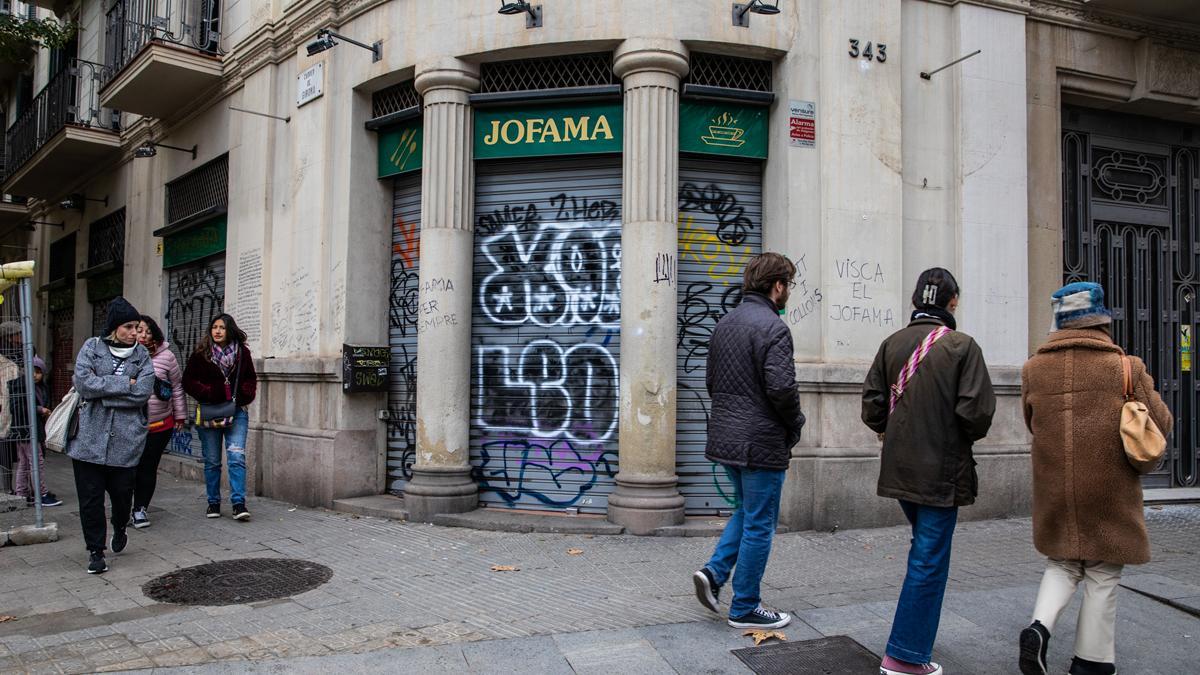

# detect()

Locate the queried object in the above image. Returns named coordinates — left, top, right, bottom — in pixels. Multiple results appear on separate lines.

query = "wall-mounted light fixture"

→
left=19, top=220, right=64, bottom=231
left=59, top=194, right=108, bottom=211
left=134, top=141, right=197, bottom=160
left=733, top=0, right=780, bottom=27
left=306, top=28, right=382, bottom=62
left=498, top=1, right=542, bottom=28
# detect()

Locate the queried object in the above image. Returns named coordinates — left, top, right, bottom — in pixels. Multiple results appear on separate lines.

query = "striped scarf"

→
left=889, top=326, right=951, bottom=415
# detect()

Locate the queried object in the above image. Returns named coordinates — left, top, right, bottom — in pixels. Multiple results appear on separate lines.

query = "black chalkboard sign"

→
left=342, top=345, right=389, bottom=393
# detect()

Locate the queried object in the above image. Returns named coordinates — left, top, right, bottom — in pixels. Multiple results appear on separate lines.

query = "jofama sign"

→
left=474, top=103, right=623, bottom=160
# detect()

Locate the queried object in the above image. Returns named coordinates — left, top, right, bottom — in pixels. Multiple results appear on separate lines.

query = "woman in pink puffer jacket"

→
left=131, top=315, right=186, bottom=528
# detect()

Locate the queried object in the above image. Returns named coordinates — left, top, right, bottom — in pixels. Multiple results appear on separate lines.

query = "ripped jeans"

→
left=197, top=408, right=249, bottom=505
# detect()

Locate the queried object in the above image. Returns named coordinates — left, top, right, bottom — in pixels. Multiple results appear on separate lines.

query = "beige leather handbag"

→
left=1121, top=356, right=1167, bottom=474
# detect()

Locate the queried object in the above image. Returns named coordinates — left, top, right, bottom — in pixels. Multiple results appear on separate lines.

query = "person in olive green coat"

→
left=862, top=268, right=996, bottom=675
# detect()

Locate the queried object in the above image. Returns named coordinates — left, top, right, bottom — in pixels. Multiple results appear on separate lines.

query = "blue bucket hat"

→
left=1051, top=282, right=1112, bottom=331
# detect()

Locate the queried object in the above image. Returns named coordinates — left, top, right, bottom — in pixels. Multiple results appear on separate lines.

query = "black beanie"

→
left=104, top=297, right=141, bottom=335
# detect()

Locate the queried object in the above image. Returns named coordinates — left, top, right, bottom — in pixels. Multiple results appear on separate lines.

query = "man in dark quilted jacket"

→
left=692, top=252, right=806, bottom=630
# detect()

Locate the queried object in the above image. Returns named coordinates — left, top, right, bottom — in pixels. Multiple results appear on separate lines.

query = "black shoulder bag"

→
left=196, top=349, right=242, bottom=428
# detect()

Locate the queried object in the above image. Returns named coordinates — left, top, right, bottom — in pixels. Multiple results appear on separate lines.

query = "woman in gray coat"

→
left=67, top=297, right=155, bottom=575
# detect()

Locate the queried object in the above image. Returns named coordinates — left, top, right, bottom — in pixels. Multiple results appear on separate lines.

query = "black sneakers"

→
left=232, top=503, right=251, bottom=521
left=1019, top=621, right=1050, bottom=675
left=1069, top=657, right=1116, bottom=675
left=693, top=568, right=721, bottom=613
left=206, top=503, right=221, bottom=518
left=87, top=551, right=108, bottom=574
left=131, top=507, right=150, bottom=529
left=41, top=492, right=63, bottom=507
left=728, top=605, right=791, bottom=629
left=110, top=528, right=128, bottom=554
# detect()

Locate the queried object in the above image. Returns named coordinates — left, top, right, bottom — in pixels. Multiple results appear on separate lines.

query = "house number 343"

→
left=849, top=39, right=887, bottom=63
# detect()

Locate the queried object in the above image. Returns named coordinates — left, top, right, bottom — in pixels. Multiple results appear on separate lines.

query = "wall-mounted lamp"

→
left=733, top=0, right=780, bottom=27
left=498, top=1, right=542, bottom=28
left=59, top=194, right=108, bottom=211
left=306, top=28, right=382, bottom=62
left=134, top=141, right=197, bottom=160
left=19, top=220, right=64, bottom=231
left=920, top=49, right=982, bottom=80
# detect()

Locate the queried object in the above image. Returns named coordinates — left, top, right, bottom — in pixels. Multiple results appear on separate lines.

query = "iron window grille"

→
left=86, top=208, right=126, bottom=269
left=103, top=0, right=222, bottom=86
left=3, top=59, right=121, bottom=178
left=164, top=154, right=228, bottom=230
left=372, top=80, right=420, bottom=119
left=685, top=53, right=773, bottom=93
left=478, top=52, right=618, bottom=94
left=48, top=233, right=76, bottom=283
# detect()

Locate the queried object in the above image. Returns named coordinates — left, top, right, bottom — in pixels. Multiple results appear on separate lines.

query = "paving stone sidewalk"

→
left=1, top=453, right=1197, bottom=674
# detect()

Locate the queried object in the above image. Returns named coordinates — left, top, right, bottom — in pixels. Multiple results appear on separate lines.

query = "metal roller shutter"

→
left=676, top=157, right=764, bottom=514
left=165, top=255, right=226, bottom=458
left=472, top=156, right=622, bottom=513
left=49, top=308, right=74, bottom=405
left=387, top=172, right=421, bottom=494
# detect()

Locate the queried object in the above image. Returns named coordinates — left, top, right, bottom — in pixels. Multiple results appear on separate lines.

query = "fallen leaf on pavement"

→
left=0, top=615, right=15, bottom=623
left=743, top=630, right=787, bottom=646
left=567, top=548, right=584, bottom=556
left=491, top=565, right=519, bottom=572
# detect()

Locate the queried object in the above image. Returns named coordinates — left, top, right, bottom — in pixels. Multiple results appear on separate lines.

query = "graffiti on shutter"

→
left=471, top=158, right=622, bottom=512
left=676, top=158, right=764, bottom=513
left=166, top=256, right=225, bottom=457
left=387, top=172, right=421, bottom=493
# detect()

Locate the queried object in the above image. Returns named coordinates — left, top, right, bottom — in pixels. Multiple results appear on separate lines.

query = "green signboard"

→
left=86, top=270, right=123, bottom=303
left=378, top=119, right=423, bottom=178
left=163, top=216, right=227, bottom=269
left=474, top=102, right=622, bottom=160
left=679, top=102, right=768, bottom=160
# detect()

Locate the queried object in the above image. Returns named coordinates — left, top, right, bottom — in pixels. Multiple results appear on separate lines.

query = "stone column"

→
left=607, top=39, right=689, bottom=534
left=406, top=58, right=480, bottom=522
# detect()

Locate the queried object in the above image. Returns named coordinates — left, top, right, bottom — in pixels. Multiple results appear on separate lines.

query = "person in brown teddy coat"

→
left=1018, top=281, right=1173, bottom=675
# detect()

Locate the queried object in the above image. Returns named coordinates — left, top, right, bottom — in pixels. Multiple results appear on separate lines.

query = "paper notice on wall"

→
left=788, top=100, right=816, bottom=148
left=236, top=248, right=263, bottom=346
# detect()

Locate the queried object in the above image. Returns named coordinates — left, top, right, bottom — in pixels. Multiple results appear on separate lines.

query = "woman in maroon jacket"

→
left=182, top=314, right=257, bottom=521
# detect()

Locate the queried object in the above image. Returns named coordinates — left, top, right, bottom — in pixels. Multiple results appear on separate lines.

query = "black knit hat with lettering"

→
left=104, top=297, right=141, bottom=335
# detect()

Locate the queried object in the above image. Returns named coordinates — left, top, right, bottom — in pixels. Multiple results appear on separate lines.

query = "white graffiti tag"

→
left=478, top=221, right=621, bottom=328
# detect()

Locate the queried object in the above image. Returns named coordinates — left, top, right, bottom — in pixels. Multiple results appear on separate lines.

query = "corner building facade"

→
left=3, top=0, right=1197, bottom=532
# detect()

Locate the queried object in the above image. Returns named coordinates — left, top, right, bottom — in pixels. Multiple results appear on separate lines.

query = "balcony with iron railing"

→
left=0, top=117, right=31, bottom=227
left=2, top=58, right=122, bottom=199
left=99, top=0, right=223, bottom=120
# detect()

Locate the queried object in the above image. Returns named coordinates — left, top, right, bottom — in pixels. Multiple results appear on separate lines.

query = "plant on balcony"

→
left=0, top=14, right=76, bottom=65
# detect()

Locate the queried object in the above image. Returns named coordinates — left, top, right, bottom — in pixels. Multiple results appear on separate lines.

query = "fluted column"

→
left=607, top=39, right=689, bottom=534
left=406, top=58, right=480, bottom=522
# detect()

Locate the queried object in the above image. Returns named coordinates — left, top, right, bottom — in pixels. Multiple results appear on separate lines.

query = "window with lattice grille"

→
left=87, top=208, right=126, bottom=269
left=686, top=53, right=773, bottom=93
left=165, top=155, right=229, bottom=229
left=373, top=80, right=420, bottom=119
left=479, top=52, right=618, bottom=94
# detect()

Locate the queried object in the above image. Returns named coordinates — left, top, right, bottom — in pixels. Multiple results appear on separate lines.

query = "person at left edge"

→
left=67, top=297, right=154, bottom=575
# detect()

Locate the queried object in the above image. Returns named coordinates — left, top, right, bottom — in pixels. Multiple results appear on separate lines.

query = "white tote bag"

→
left=44, top=387, right=81, bottom=453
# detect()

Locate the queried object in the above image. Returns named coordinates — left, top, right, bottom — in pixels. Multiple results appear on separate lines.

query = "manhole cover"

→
left=143, top=558, right=333, bottom=606
left=731, top=635, right=880, bottom=674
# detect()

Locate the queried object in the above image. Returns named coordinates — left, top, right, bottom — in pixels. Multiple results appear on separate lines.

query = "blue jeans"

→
left=704, top=465, right=786, bottom=618
left=197, top=408, right=249, bottom=505
left=886, top=500, right=959, bottom=664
